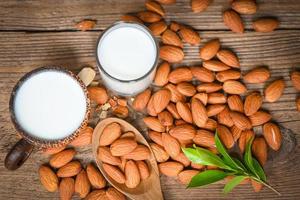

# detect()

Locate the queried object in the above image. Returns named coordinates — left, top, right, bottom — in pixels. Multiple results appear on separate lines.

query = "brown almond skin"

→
left=39, top=165, right=59, bottom=192
left=227, top=95, right=244, bottom=113
left=86, top=163, right=106, bottom=189
left=297, top=97, right=300, bottom=111
left=103, top=163, right=126, bottom=184
left=249, top=111, right=272, bottom=126
left=207, top=104, right=226, bottom=117
left=230, top=111, right=252, bottom=130
left=87, top=86, right=108, bottom=105
left=165, top=83, right=187, bottom=103
left=179, top=26, right=201, bottom=45
left=176, top=101, right=193, bottom=123
left=158, top=161, right=184, bottom=177
left=216, top=49, right=240, bottom=68
left=193, top=129, right=215, bottom=148
left=122, top=145, right=151, bottom=160
left=216, top=70, right=241, bottom=82
left=125, top=160, right=141, bottom=188
left=244, top=92, right=262, bottom=116
left=75, top=20, right=95, bottom=31
left=223, top=9, right=244, bottom=33
left=145, top=1, right=165, bottom=16
left=69, top=126, right=93, bottom=147
left=143, top=116, right=165, bottom=132
left=121, top=15, right=143, bottom=24
left=158, top=110, right=174, bottom=126
left=168, top=67, right=193, bottom=84
left=162, top=132, right=181, bottom=157
left=85, top=190, right=106, bottom=200
left=75, top=169, right=91, bottom=198
left=231, top=125, right=242, bottom=142
left=191, top=98, right=208, bottom=127
left=207, top=92, right=227, bottom=104
left=253, top=18, right=279, bottom=33
left=159, top=45, right=184, bottom=63
left=191, top=0, right=211, bottom=13
left=264, top=79, right=285, bottom=102
left=171, top=152, right=191, bottom=167
left=263, top=122, right=282, bottom=151
left=169, top=124, right=196, bottom=140
left=42, top=145, right=66, bottom=155
left=106, top=187, right=126, bottom=200
left=57, top=161, right=82, bottom=178
left=136, top=161, right=150, bottom=180
left=161, top=29, right=183, bottom=48
left=137, top=11, right=162, bottom=23
left=49, top=149, right=76, bottom=168
left=291, top=71, right=300, bottom=91
left=153, top=89, right=171, bottom=113
left=178, top=170, right=199, bottom=184
left=170, top=21, right=181, bottom=32
left=203, top=60, right=231, bottom=71
left=97, top=147, right=122, bottom=166
left=252, top=137, right=268, bottom=166
left=243, top=67, right=270, bottom=83
left=99, top=122, right=122, bottom=146
left=176, top=82, right=196, bottom=96
left=154, top=62, right=170, bottom=86
left=238, top=130, right=255, bottom=153
left=190, top=66, right=215, bottom=83
left=193, top=93, right=208, bottom=105
left=217, top=125, right=234, bottom=149
left=199, top=39, right=220, bottom=60
left=191, top=162, right=205, bottom=170
left=157, top=0, right=176, bottom=4
left=110, top=138, right=138, bottom=156
left=167, top=103, right=181, bottom=119
left=197, top=83, right=222, bottom=93
left=232, top=0, right=257, bottom=15
left=59, top=178, right=75, bottom=200
left=251, top=179, right=263, bottom=192
left=148, top=131, right=163, bottom=146
left=150, top=143, right=170, bottom=162
left=217, top=106, right=234, bottom=127
left=147, top=95, right=157, bottom=116
left=148, top=20, right=168, bottom=36
left=223, top=80, right=247, bottom=95
left=133, top=89, right=152, bottom=111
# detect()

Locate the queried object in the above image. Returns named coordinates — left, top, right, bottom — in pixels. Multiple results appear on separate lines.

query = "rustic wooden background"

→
left=0, top=0, right=300, bottom=199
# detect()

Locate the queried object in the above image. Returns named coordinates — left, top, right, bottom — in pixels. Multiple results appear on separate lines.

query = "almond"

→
left=165, top=83, right=187, bottom=102
left=216, top=49, right=240, bottom=68
left=191, top=162, right=205, bottom=170
left=197, top=83, right=222, bottom=93
left=169, top=124, right=196, bottom=140
left=85, top=190, right=106, bottom=200
left=238, top=130, right=254, bottom=153
left=154, top=62, right=170, bottom=86
left=137, top=11, right=162, bottom=23
left=193, top=93, right=208, bottom=105
left=263, top=122, right=282, bottom=151
left=232, top=0, right=257, bottom=14
left=171, top=152, right=191, bottom=167
left=133, top=89, right=152, bottom=111
left=120, top=131, right=135, bottom=139
left=86, top=163, right=107, bottom=189
left=264, top=79, right=285, bottom=102
left=153, top=89, right=171, bottom=113
left=57, top=161, right=82, bottom=178
left=168, top=67, right=193, bottom=84
left=158, top=110, right=174, bottom=126
left=176, top=101, right=193, bottom=123
left=75, top=170, right=91, bottom=198
left=227, top=95, right=244, bottom=113
left=176, top=82, right=196, bottom=96
left=41, top=145, right=66, bottom=155
left=191, top=98, right=208, bottom=127
left=148, top=131, right=163, bottom=146
left=162, top=132, right=181, bottom=157
left=297, top=97, right=300, bottom=111
left=223, top=9, right=244, bottom=33
left=59, top=178, right=74, bottom=200
left=217, top=106, right=234, bottom=127
left=178, top=170, right=199, bottom=184
left=110, top=138, right=138, bottom=156
left=148, top=20, right=168, bottom=36
left=291, top=71, right=300, bottom=91
left=179, top=26, right=201, bottom=45
left=253, top=18, right=279, bottom=33
left=200, top=118, right=217, bottom=131
left=99, top=122, right=122, bottom=146
left=193, top=129, right=215, bottom=148
left=157, top=0, right=176, bottom=4
left=145, top=1, right=165, bottom=16
left=143, top=117, right=165, bottom=132
left=178, top=138, right=193, bottom=147
left=39, top=165, right=59, bottom=192
left=207, top=104, right=226, bottom=117
left=69, top=126, right=93, bottom=147
left=88, top=86, right=108, bottom=105
left=147, top=95, right=157, bottom=116
left=160, top=45, right=184, bottom=63
left=166, top=103, right=181, bottom=119
left=78, top=67, right=96, bottom=86
left=103, top=163, right=126, bottom=184
left=207, top=92, right=227, bottom=104
left=231, top=125, right=242, bottom=142
left=98, top=147, right=121, bottom=166
left=191, top=0, right=211, bottom=13
left=199, top=39, right=220, bottom=60
left=230, top=111, right=252, bottom=130
left=159, top=161, right=184, bottom=177
left=162, top=29, right=183, bottom=48
left=75, top=20, right=96, bottom=31
left=49, top=149, right=76, bottom=168
left=170, top=21, right=181, bottom=32
left=251, top=179, right=263, bottom=192
left=121, top=15, right=143, bottom=23
left=244, top=92, right=262, bottom=116
left=216, top=70, right=241, bottom=82
left=136, top=161, right=150, bottom=180
left=223, top=80, right=247, bottom=95
left=203, top=60, right=231, bottom=72
left=249, top=111, right=271, bottom=126
left=123, top=145, right=151, bottom=160
left=217, top=125, right=234, bottom=149
left=106, top=187, right=126, bottom=200
left=124, top=160, right=141, bottom=188
left=243, top=67, right=270, bottom=83
left=150, top=143, right=170, bottom=162
left=112, top=105, right=129, bottom=118
left=190, top=66, right=215, bottom=83
left=252, top=137, right=267, bottom=166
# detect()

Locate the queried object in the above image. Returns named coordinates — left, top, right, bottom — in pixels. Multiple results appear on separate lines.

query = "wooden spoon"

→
left=92, top=117, right=164, bottom=200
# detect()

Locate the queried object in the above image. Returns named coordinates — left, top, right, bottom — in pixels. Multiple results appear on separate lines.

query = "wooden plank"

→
left=0, top=0, right=300, bottom=31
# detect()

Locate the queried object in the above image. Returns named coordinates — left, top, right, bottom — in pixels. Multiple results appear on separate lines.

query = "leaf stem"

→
left=251, top=177, right=281, bottom=196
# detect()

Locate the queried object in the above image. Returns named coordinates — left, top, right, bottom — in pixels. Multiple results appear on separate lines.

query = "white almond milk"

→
left=97, top=23, right=158, bottom=95
left=13, top=71, right=87, bottom=140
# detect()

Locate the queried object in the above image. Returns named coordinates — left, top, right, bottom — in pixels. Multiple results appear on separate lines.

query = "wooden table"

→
left=0, top=0, right=300, bottom=199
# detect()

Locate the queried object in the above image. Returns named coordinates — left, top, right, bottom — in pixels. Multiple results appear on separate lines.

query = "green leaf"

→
left=223, top=176, right=247, bottom=194
left=182, top=146, right=231, bottom=170
left=215, top=133, right=242, bottom=171
left=188, top=170, right=229, bottom=188
left=232, top=157, right=248, bottom=172
left=243, top=137, right=260, bottom=179
left=252, top=158, right=267, bottom=182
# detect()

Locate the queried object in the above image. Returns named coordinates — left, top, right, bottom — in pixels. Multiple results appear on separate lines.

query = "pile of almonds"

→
left=39, top=148, right=125, bottom=200
left=97, top=122, right=151, bottom=189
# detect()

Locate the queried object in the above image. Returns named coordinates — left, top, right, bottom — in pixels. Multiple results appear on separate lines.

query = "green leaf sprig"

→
left=182, top=133, right=280, bottom=195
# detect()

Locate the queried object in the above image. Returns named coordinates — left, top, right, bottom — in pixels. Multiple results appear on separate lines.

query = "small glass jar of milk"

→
left=96, top=22, right=159, bottom=96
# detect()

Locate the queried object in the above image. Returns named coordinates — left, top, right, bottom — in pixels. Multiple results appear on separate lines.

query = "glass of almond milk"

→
left=96, top=22, right=159, bottom=96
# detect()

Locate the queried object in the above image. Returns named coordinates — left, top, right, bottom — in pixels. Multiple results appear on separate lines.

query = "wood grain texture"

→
left=0, top=0, right=300, bottom=199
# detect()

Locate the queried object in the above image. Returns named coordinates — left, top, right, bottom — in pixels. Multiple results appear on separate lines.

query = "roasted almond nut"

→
left=106, top=187, right=126, bottom=200
left=39, top=165, right=59, bottom=192
left=136, top=161, right=150, bottom=180
left=197, top=83, right=222, bottom=93
left=217, top=125, right=234, bottom=149
left=120, top=131, right=135, bottom=139
left=88, top=86, right=108, bottom=105
left=123, top=145, right=151, bottom=160
left=143, top=117, right=165, bottom=132
left=85, top=190, right=106, bottom=200
left=112, top=105, right=129, bottom=118
left=216, top=70, right=241, bottom=82
left=157, top=0, right=176, bottom=4
left=230, top=111, right=252, bottom=130
left=162, top=29, right=183, bottom=48
left=165, top=83, right=187, bottom=103
left=190, top=66, right=215, bottom=83
left=41, top=145, right=66, bottom=155
left=75, top=169, right=91, bottom=198
left=148, top=131, right=163, bottom=146
left=252, top=137, right=267, bottom=166
left=171, top=152, right=191, bottom=167
left=49, top=149, right=76, bottom=168
left=227, top=94, right=244, bottom=113
left=160, top=45, right=184, bottom=63
left=291, top=71, right=300, bottom=91
left=203, top=60, right=231, bottom=72
left=70, top=126, right=93, bottom=147
left=207, top=104, right=226, bottom=117
left=133, top=89, right=152, bottom=111
left=253, top=18, right=279, bottom=33
left=168, top=67, right=193, bottom=84
left=86, top=163, right=106, bottom=189
left=170, top=21, right=181, bottom=32
left=191, top=162, right=205, bottom=170
left=103, top=163, right=126, bottom=184
left=176, top=101, right=193, bottom=123
left=176, top=82, right=196, bottom=96
left=223, top=9, right=244, bottom=33
left=216, top=49, right=240, bottom=68
left=297, top=97, right=300, bottom=111
left=150, top=143, right=170, bottom=162
left=169, top=124, right=196, bottom=140
left=158, top=110, right=174, bottom=126
left=243, top=67, right=270, bottom=83
left=137, top=11, right=162, bottom=23
left=251, top=179, right=263, bottom=192
left=191, top=98, right=208, bottom=127
left=158, top=161, right=184, bottom=177
left=57, top=161, right=82, bottom=178
left=249, top=111, right=271, bottom=126
left=231, top=125, right=242, bottom=142
left=244, top=92, right=262, bottom=116
left=264, top=79, right=285, bottom=102
left=223, top=80, right=247, bottom=94
left=179, top=26, right=201, bottom=45
left=153, top=89, right=171, bottom=113
left=145, top=1, right=165, bottom=16
left=238, top=130, right=255, bottom=153
left=97, top=147, right=121, bottom=166
left=110, top=138, right=138, bottom=156
left=191, top=0, right=211, bottom=13
left=154, top=62, right=170, bottom=86
left=193, top=129, right=215, bottom=148
left=199, top=39, right=220, bottom=60
left=207, top=92, right=227, bottom=104
left=162, top=132, right=181, bottom=157
left=124, top=160, right=141, bottom=188
left=217, top=106, right=234, bottom=127
left=263, top=122, right=282, bottom=151
left=59, top=178, right=75, bottom=200
left=75, top=20, right=96, bottom=31
left=193, top=93, right=208, bottom=105
left=149, top=20, right=168, bottom=36
left=166, top=103, right=181, bottom=119
left=199, top=118, right=217, bottom=131
left=121, top=15, right=143, bottom=23
left=178, top=170, right=199, bottom=185
left=99, top=122, right=122, bottom=146
left=147, top=95, right=157, bottom=116
left=232, top=0, right=257, bottom=15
